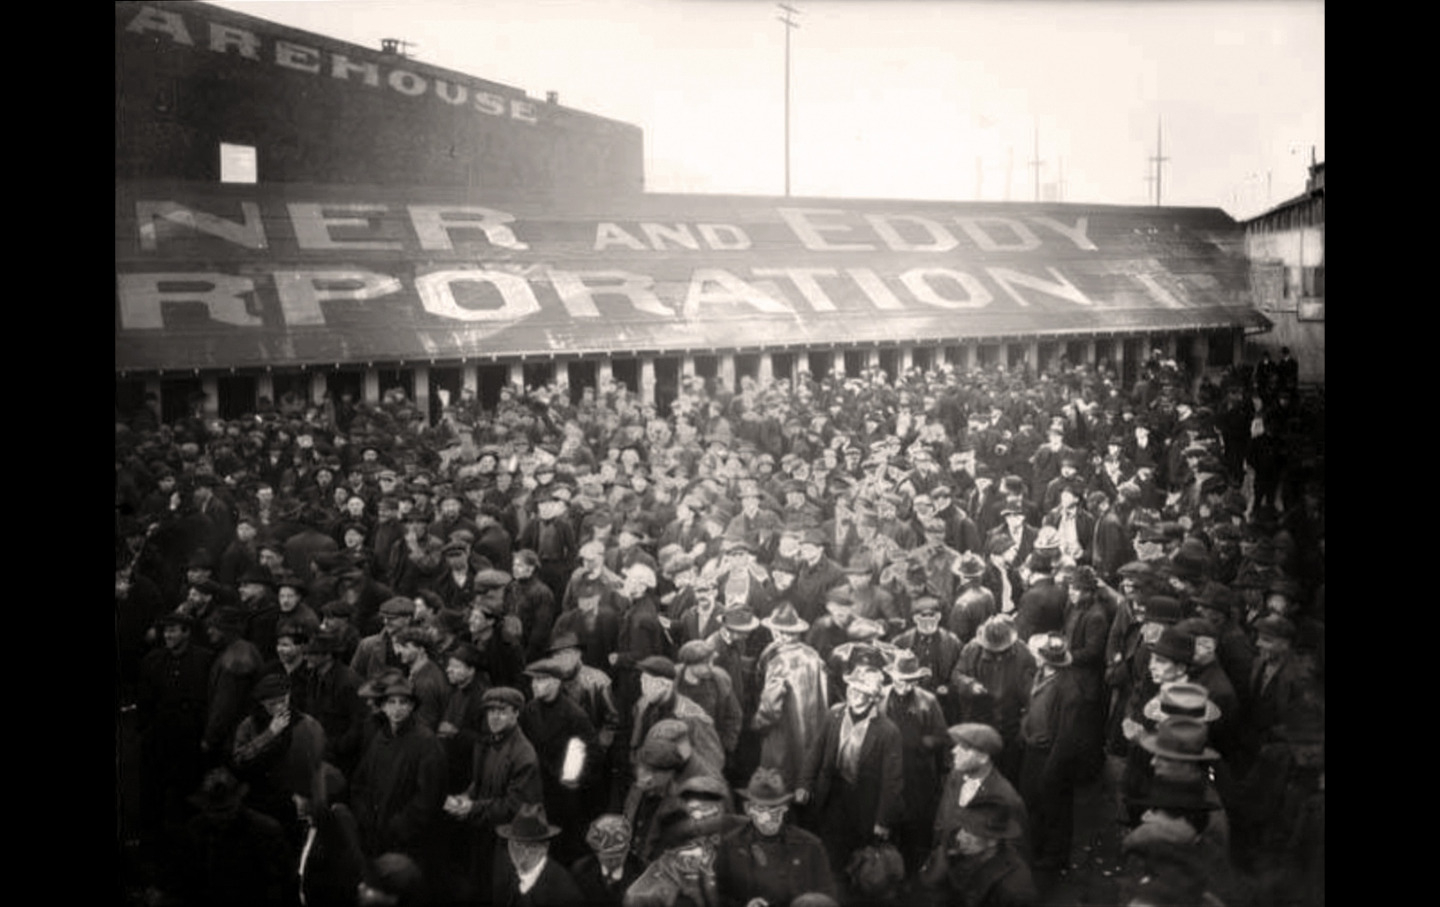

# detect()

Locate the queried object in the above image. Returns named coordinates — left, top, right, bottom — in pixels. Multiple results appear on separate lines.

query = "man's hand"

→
left=268, top=706, right=292, bottom=736
left=793, top=788, right=810, bottom=805
left=1122, top=717, right=1143, bottom=741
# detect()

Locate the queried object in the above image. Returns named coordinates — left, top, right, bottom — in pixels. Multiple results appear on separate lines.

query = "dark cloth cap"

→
left=252, top=672, right=291, bottom=701
left=480, top=687, right=525, bottom=711
left=946, top=722, right=1004, bottom=756
left=379, top=596, right=416, bottom=617
left=637, top=655, right=677, bottom=679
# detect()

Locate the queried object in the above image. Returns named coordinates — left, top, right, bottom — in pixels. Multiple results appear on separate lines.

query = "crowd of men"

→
left=117, top=345, right=1323, bottom=907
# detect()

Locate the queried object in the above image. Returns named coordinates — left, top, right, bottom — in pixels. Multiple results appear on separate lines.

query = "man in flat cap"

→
left=442, top=686, right=542, bottom=902
left=675, top=639, right=743, bottom=765
left=202, top=606, right=264, bottom=762
left=231, top=670, right=327, bottom=841
left=933, top=723, right=1029, bottom=855
left=917, top=798, right=1037, bottom=907
left=350, top=678, right=447, bottom=869
left=521, top=657, right=599, bottom=866
left=392, top=626, right=451, bottom=733
left=302, top=630, right=367, bottom=775
left=351, top=596, right=415, bottom=681
left=630, top=656, right=726, bottom=780
left=137, top=611, right=215, bottom=853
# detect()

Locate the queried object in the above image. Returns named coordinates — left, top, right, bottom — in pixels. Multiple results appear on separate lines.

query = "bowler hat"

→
left=1142, top=596, right=1183, bottom=625
left=738, top=767, right=794, bottom=807
left=1143, top=682, right=1221, bottom=724
left=1138, top=717, right=1221, bottom=761
left=1150, top=627, right=1196, bottom=665
left=496, top=803, right=562, bottom=842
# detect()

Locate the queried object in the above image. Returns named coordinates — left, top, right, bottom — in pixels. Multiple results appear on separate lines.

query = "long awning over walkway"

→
left=116, top=182, right=1268, bottom=373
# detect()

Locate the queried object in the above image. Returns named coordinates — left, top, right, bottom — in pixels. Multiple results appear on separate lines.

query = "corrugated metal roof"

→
left=116, top=182, right=1266, bottom=372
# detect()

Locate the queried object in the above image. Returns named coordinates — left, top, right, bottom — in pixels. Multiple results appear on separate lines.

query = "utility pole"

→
left=777, top=4, right=801, bottom=197
left=1149, top=116, right=1169, bottom=206
left=1028, top=124, right=1044, bottom=202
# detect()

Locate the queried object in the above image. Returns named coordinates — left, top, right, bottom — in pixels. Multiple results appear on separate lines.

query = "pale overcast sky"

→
left=204, top=0, right=1323, bottom=218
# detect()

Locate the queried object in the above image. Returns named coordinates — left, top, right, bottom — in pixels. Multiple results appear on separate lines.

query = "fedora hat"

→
left=953, top=552, right=987, bottom=580
left=496, top=803, right=562, bottom=842
left=1139, top=717, right=1221, bottom=762
left=886, top=651, right=932, bottom=682
left=976, top=614, right=1018, bottom=652
left=1029, top=632, right=1072, bottom=667
left=722, top=607, right=760, bottom=632
left=762, top=602, right=810, bottom=635
left=738, top=767, right=794, bottom=807
left=1143, top=682, right=1221, bottom=724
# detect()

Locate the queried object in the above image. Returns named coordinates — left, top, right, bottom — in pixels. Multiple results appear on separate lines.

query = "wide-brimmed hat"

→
left=496, top=803, right=562, bottom=842
left=738, top=766, right=794, bottom=807
left=976, top=614, right=1019, bottom=652
left=722, top=607, right=760, bottom=632
left=886, top=651, right=932, bottom=682
left=762, top=603, right=810, bottom=635
left=1029, top=633, right=1072, bottom=667
left=953, top=552, right=987, bottom=580
left=1143, top=682, right=1221, bottom=724
left=952, top=798, right=1025, bottom=840
left=1138, top=717, right=1221, bottom=762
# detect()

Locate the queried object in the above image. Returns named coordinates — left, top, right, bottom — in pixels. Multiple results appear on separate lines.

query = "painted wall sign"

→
left=115, top=184, right=1258, bottom=370
left=122, top=3, right=542, bottom=125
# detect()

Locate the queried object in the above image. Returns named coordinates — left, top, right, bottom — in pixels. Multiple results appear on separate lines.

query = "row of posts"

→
left=148, top=333, right=1231, bottom=423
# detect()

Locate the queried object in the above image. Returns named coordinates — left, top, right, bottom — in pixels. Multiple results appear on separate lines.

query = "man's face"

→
left=798, top=543, right=823, bottom=565
left=641, top=673, right=673, bottom=701
left=382, top=613, right=410, bottom=636
left=507, top=841, right=548, bottom=875
left=950, top=741, right=987, bottom=775
left=346, top=497, right=366, bottom=518
left=394, top=640, right=421, bottom=665
left=468, top=607, right=495, bottom=637
left=1148, top=653, right=1185, bottom=686
left=382, top=695, right=415, bottom=727
left=513, top=559, right=536, bottom=581
left=239, top=582, right=266, bottom=603
left=486, top=705, right=518, bottom=735
left=162, top=624, right=189, bottom=651
left=745, top=802, right=788, bottom=837
left=1255, top=633, right=1290, bottom=662
left=236, top=522, right=257, bottom=543
left=276, top=637, right=301, bottom=664
left=913, top=610, right=942, bottom=636
left=845, top=686, right=877, bottom=716
left=772, top=570, right=795, bottom=591
left=446, top=658, right=475, bottom=688
left=531, top=675, right=561, bottom=701
left=440, top=498, right=461, bottom=520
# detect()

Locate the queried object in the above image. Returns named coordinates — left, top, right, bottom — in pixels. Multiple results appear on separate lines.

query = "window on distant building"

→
left=220, top=143, right=257, bottom=184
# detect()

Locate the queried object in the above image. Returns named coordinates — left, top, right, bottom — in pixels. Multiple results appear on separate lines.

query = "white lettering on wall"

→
left=547, top=270, right=675, bottom=318
left=415, top=269, right=541, bottom=321
left=641, top=223, right=701, bottom=251
left=331, top=54, right=381, bottom=87
left=408, top=206, right=530, bottom=252
left=697, top=224, right=751, bottom=250
left=117, top=273, right=259, bottom=329
left=136, top=201, right=268, bottom=251
left=986, top=266, right=1092, bottom=308
left=272, top=270, right=403, bottom=326
left=387, top=70, right=427, bottom=96
left=901, top=268, right=992, bottom=309
left=126, top=6, right=194, bottom=45
left=287, top=203, right=403, bottom=251
left=865, top=214, right=959, bottom=253
left=778, top=208, right=875, bottom=251
left=593, top=223, right=648, bottom=251
left=274, top=40, right=321, bottom=74
left=1030, top=216, right=1097, bottom=251
left=752, top=268, right=841, bottom=311
left=846, top=268, right=906, bottom=310
left=208, top=23, right=260, bottom=59
left=682, top=269, right=792, bottom=318
left=953, top=217, right=1041, bottom=252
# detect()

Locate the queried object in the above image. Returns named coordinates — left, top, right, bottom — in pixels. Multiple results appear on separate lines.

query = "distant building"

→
left=116, top=1, right=1273, bottom=425
left=1241, top=160, right=1324, bottom=384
